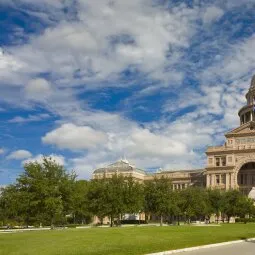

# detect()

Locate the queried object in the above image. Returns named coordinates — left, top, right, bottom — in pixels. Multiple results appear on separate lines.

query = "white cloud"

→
left=22, top=154, right=65, bottom=166
left=201, top=35, right=255, bottom=85
left=0, top=148, right=5, bottom=154
left=0, top=48, right=24, bottom=85
left=126, top=128, right=188, bottom=157
left=8, top=113, right=51, bottom=123
left=202, top=6, right=224, bottom=24
left=7, top=150, right=32, bottom=160
left=1, top=0, right=255, bottom=181
left=0, top=0, right=200, bottom=93
left=25, top=78, right=52, bottom=99
left=59, top=112, right=210, bottom=178
left=42, top=123, right=108, bottom=150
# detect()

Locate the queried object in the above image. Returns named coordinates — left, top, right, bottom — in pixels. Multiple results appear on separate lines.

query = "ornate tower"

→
left=239, top=75, right=255, bottom=125
left=206, top=75, right=255, bottom=193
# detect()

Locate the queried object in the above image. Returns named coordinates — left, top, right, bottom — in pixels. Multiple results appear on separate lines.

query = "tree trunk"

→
left=177, top=215, right=180, bottom=226
left=110, top=215, right=113, bottom=227
left=119, top=214, right=122, bottom=226
left=160, top=215, right=163, bottom=226
left=50, top=217, right=54, bottom=230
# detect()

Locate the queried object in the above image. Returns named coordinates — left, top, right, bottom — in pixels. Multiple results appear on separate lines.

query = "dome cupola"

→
left=238, top=75, right=255, bottom=125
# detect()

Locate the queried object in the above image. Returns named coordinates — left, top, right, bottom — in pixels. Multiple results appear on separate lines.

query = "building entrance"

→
left=237, top=162, right=255, bottom=195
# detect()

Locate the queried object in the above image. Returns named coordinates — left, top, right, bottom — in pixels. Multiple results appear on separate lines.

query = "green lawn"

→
left=0, top=224, right=255, bottom=255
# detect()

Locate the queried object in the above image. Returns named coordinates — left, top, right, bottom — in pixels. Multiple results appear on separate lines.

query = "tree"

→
left=88, top=174, right=144, bottom=226
left=144, top=176, right=172, bottom=226
left=71, top=180, right=92, bottom=224
left=207, top=189, right=223, bottom=223
left=221, top=190, right=244, bottom=222
left=180, top=187, right=209, bottom=223
left=106, top=174, right=127, bottom=226
left=87, top=177, right=110, bottom=225
left=14, top=157, right=76, bottom=227
left=236, top=196, right=255, bottom=219
left=123, top=176, right=144, bottom=218
left=0, top=185, right=25, bottom=226
left=168, top=190, right=184, bottom=225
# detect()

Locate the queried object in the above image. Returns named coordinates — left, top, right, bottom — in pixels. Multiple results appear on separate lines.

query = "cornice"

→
left=206, top=147, right=255, bottom=155
left=205, top=166, right=234, bottom=171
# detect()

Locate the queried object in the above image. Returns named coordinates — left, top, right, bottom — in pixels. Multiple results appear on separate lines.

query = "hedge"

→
left=235, top=218, right=255, bottom=223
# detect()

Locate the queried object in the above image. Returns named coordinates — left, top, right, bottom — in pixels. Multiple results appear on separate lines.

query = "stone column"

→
left=230, top=173, right=235, bottom=189
left=206, top=174, right=210, bottom=188
left=225, top=173, right=230, bottom=190
left=211, top=174, right=215, bottom=187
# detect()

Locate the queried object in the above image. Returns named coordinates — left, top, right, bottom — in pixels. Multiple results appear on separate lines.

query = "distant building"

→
left=93, top=75, right=255, bottom=195
left=93, top=159, right=205, bottom=189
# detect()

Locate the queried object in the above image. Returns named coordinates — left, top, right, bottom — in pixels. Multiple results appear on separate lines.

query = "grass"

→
left=0, top=224, right=255, bottom=255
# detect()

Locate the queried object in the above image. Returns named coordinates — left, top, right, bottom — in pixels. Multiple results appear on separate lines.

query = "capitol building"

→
left=93, top=75, right=255, bottom=196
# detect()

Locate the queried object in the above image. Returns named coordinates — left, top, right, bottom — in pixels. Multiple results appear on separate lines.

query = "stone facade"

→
left=206, top=75, right=255, bottom=195
left=92, top=75, right=255, bottom=196
left=93, top=159, right=205, bottom=190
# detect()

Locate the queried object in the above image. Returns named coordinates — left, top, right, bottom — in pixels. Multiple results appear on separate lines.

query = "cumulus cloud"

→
left=22, top=154, right=65, bottom=166
left=25, top=78, right=52, bottom=99
left=202, top=6, right=224, bottom=24
left=7, top=150, right=32, bottom=160
left=0, top=48, right=24, bottom=85
left=1, top=0, right=255, bottom=181
left=0, top=0, right=200, bottom=92
left=42, top=123, right=108, bottom=150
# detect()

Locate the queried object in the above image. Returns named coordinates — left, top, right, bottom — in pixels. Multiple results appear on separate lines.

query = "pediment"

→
left=225, top=122, right=255, bottom=137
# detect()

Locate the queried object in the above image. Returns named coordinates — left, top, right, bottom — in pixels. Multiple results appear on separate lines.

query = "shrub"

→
left=235, top=218, right=255, bottom=223
left=120, top=220, right=147, bottom=224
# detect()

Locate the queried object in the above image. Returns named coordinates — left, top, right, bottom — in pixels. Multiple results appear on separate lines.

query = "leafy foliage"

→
left=1, top=160, right=255, bottom=227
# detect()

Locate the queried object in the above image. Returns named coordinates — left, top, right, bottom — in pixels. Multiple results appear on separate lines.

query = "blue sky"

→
left=0, top=0, right=255, bottom=184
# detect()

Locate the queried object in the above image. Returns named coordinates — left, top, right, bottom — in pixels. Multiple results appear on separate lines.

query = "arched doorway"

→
left=237, top=162, right=255, bottom=195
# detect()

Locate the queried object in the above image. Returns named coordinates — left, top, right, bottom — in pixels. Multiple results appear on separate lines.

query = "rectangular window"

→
left=222, top=157, right=226, bottom=166
left=216, top=158, right=220, bottom=167
left=220, top=174, right=226, bottom=184
left=216, top=175, right=220, bottom=185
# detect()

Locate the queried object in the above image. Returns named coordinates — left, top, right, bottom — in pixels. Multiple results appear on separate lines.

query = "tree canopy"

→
left=1, top=159, right=255, bottom=227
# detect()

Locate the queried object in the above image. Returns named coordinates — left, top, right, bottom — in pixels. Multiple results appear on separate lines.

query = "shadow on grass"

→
left=245, top=239, right=255, bottom=243
left=238, top=237, right=255, bottom=243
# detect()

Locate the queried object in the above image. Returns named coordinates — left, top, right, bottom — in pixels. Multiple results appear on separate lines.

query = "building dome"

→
left=248, top=187, right=255, bottom=201
left=238, top=75, right=255, bottom=125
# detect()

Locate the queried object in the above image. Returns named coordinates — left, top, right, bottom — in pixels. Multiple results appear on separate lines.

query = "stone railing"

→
left=207, top=145, right=255, bottom=152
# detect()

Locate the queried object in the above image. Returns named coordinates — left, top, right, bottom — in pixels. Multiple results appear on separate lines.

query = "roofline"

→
left=158, top=169, right=205, bottom=174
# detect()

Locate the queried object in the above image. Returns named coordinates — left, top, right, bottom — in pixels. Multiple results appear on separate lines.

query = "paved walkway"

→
left=182, top=241, right=255, bottom=255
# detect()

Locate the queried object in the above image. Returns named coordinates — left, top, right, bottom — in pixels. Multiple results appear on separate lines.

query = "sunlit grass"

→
left=0, top=224, right=255, bottom=255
